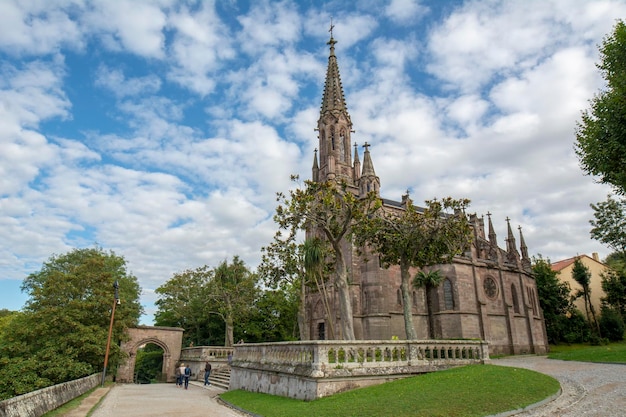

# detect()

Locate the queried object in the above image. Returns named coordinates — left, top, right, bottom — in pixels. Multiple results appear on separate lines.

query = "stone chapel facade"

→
left=306, top=34, right=548, bottom=355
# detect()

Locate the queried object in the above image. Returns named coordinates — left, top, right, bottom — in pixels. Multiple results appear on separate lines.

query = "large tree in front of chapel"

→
left=0, top=247, right=142, bottom=400
left=354, top=196, right=472, bottom=340
left=575, top=20, right=626, bottom=195
left=274, top=177, right=379, bottom=340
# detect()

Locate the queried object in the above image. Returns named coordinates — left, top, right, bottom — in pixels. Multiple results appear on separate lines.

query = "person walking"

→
left=175, top=363, right=182, bottom=387
left=183, top=364, right=191, bottom=389
left=178, top=363, right=186, bottom=388
left=204, top=361, right=212, bottom=386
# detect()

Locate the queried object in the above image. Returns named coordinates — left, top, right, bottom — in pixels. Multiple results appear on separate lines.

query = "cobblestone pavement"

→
left=492, top=356, right=626, bottom=417
left=89, top=382, right=246, bottom=417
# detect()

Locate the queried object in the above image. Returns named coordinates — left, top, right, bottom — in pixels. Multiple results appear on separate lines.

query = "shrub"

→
left=599, top=307, right=625, bottom=342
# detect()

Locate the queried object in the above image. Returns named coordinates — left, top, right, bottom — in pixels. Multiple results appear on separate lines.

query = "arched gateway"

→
left=116, top=326, right=184, bottom=383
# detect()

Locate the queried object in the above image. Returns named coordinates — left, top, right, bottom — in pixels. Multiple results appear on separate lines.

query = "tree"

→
left=259, top=236, right=308, bottom=340
left=209, top=256, right=258, bottom=346
left=532, top=256, right=576, bottom=344
left=154, top=266, right=216, bottom=346
left=600, top=266, right=626, bottom=319
left=571, top=258, right=600, bottom=335
left=355, top=196, right=472, bottom=339
left=590, top=195, right=626, bottom=254
left=575, top=20, right=626, bottom=195
left=242, top=287, right=299, bottom=343
left=273, top=177, right=378, bottom=340
left=0, top=247, right=142, bottom=400
left=303, top=237, right=335, bottom=340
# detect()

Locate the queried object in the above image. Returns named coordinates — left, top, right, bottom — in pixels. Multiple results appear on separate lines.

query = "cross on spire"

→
left=363, top=142, right=370, bottom=151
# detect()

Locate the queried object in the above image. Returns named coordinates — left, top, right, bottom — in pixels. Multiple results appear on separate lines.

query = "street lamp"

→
left=102, top=280, right=120, bottom=387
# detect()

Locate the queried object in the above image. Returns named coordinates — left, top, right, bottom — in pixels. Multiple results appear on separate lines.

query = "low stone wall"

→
left=0, top=373, right=101, bottom=417
left=230, top=340, right=489, bottom=400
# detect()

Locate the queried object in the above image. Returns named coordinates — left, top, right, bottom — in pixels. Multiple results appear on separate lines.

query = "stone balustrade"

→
left=230, top=340, right=489, bottom=400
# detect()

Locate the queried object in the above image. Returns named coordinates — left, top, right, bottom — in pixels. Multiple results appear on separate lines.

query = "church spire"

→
left=320, top=23, right=349, bottom=116
left=312, top=148, right=319, bottom=182
left=358, top=142, right=380, bottom=197
left=315, top=25, right=354, bottom=185
left=487, top=212, right=497, bottom=246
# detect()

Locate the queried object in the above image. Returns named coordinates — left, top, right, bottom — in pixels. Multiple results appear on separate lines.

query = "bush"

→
left=562, top=310, right=591, bottom=344
left=599, top=307, right=625, bottom=342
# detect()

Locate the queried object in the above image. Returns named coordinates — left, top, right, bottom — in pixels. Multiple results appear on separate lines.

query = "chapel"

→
left=306, top=33, right=548, bottom=355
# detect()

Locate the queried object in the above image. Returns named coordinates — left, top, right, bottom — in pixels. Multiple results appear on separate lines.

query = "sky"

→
left=1, top=0, right=624, bottom=324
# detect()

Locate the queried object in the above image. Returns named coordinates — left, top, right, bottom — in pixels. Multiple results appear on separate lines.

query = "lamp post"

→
left=102, top=280, right=120, bottom=387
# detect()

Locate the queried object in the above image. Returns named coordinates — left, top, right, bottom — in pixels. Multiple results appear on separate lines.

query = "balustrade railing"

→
left=232, top=340, right=488, bottom=377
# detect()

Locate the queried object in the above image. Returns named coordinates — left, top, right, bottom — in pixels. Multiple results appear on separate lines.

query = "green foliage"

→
left=599, top=307, right=625, bottom=342
left=273, top=177, right=380, bottom=340
left=0, top=247, right=142, bottom=400
left=532, top=256, right=578, bottom=344
left=221, top=365, right=559, bottom=417
left=575, top=20, right=626, bottom=195
left=601, top=265, right=626, bottom=319
left=242, top=287, right=299, bottom=343
left=572, top=258, right=600, bottom=334
left=135, top=344, right=165, bottom=383
left=155, top=256, right=258, bottom=347
left=590, top=196, right=626, bottom=254
left=154, top=266, right=216, bottom=346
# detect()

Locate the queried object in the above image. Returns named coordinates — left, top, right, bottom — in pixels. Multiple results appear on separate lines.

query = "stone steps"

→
left=207, top=367, right=230, bottom=390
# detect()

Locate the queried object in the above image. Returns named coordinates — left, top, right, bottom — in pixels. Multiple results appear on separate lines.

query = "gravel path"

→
left=492, top=356, right=626, bottom=417
left=89, top=382, right=245, bottom=417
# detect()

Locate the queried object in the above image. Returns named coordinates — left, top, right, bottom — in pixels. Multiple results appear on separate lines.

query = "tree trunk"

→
left=425, top=284, right=435, bottom=339
left=400, top=263, right=416, bottom=339
left=225, top=314, right=234, bottom=347
left=298, top=276, right=308, bottom=340
left=333, top=242, right=355, bottom=340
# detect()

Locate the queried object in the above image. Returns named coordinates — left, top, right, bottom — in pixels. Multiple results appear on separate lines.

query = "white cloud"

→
left=0, top=1, right=84, bottom=55
left=385, top=0, right=429, bottom=25
left=95, top=66, right=162, bottom=98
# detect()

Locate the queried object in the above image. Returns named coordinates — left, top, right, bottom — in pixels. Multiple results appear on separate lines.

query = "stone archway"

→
left=117, top=326, right=184, bottom=383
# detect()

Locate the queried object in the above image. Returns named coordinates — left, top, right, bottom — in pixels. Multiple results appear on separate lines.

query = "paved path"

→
left=492, top=356, right=626, bottom=417
left=83, top=358, right=626, bottom=417
left=88, top=382, right=245, bottom=417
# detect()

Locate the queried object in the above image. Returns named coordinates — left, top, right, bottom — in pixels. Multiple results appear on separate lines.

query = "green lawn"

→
left=548, top=340, right=626, bottom=363
left=221, top=364, right=559, bottom=417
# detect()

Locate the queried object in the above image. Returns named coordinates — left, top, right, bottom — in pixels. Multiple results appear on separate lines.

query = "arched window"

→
left=412, top=291, right=418, bottom=307
left=397, top=289, right=402, bottom=305
left=443, top=279, right=455, bottom=310
left=511, top=284, right=520, bottom=314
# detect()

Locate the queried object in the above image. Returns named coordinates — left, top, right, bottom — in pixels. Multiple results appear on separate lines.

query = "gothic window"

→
left=412, top=291, right=418, bottom=307
left=339, top=129, right=346, bottom=161
left=331, top=127, right=335, bottom=150
left=397, top=289, right=402, bottom=305
left=483, top=277, right=498, bottom=299
left=318, top=322, right=326, bottom=340
left=511, top=284, right=520, bottom=314
left=443, top=279, right=455, bottom=310
left=363, top=291, right=368, bottom=313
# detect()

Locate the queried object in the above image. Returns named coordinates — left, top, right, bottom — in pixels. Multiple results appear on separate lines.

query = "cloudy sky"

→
left=1, top=0, right=623, bottom=324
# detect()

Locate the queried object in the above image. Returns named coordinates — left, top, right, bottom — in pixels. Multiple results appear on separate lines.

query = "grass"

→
left=548, top=340, right=626, bottom=363
left=221, top=364, right=559, bottom=417
left=41, top=387, right=97, bottom=417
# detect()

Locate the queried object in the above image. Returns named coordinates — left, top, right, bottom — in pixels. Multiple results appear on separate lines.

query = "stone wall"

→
left=230, top=340, right=489, bottom=401
left=0, top=373, right=100, bottom=417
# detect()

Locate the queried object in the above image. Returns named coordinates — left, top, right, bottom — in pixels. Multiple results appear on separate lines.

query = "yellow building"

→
left=551, top=253, right=608, bottom=320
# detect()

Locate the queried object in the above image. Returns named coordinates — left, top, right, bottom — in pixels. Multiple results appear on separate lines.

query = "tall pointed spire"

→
left=505, top=217, right=517, bottom=254
left=358, top=142, right=380, bottom=197
left=312, top=148, right=319, bottom=182
left=361, top=142, right=376, bottom=177
left=487, top=212, right=497, bottom=245
left=353, top=142, right=361, bottom=181
left=315, top=24, right=355, bottom=185
left=320, top=23, right=349, bottom=116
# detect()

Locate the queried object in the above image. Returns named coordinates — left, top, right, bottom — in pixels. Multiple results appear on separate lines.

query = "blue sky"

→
left=1, top=0, right=623, bottom=324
